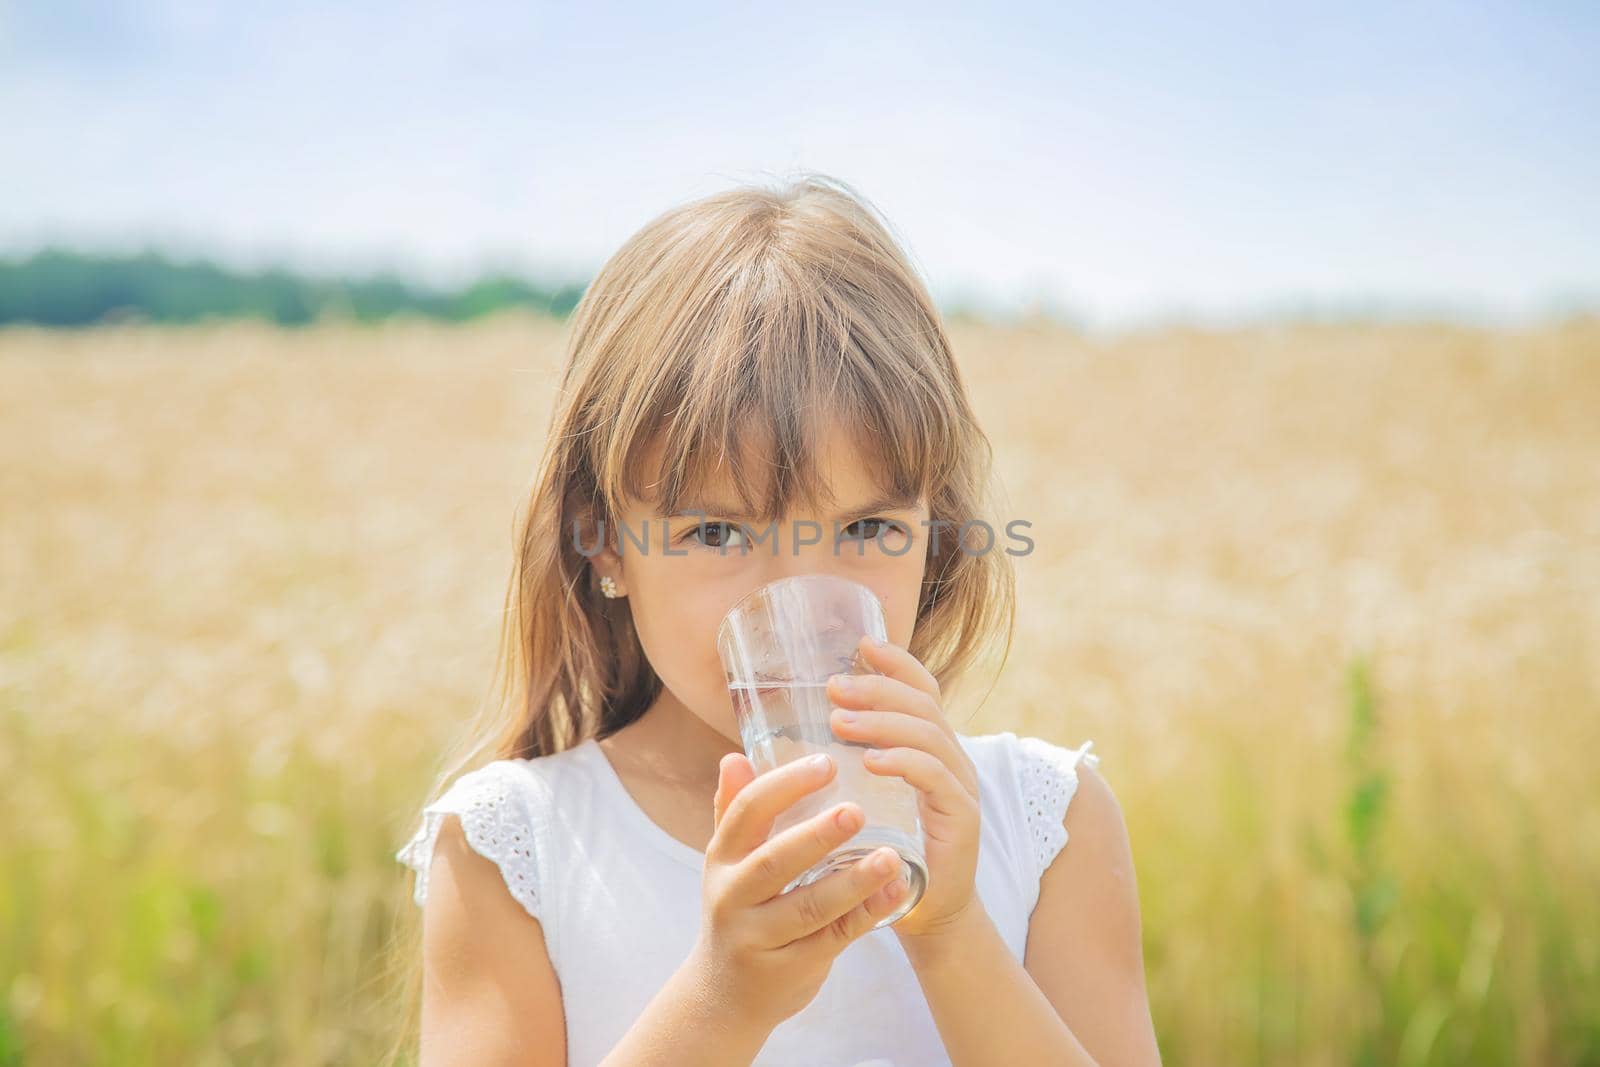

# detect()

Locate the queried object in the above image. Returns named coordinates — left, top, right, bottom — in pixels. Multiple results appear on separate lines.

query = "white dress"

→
left=397, top=730, right=1099, bottom=1067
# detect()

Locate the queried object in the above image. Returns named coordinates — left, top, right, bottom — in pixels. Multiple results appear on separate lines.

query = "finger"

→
left=727, top=800, right=865, bottom=907
left=774, top=849, right=915, bottom=951
left=756, top=845, right=903, bottom=946
left=711, top=752, right=838, bottom=861
left=828, top=708, right=966, bottom=781
left=826, top=669, right=945, bottom=727
left=799, top=872, right=916, bottom=952
left=712, top=752, right=757, bottom=833
left=863, top=745, right=978, bottom=815
left=848, top=635, right=942, bottom=703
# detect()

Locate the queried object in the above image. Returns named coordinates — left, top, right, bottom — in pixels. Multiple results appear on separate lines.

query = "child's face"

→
left=591, top=424, right=931, bottom=744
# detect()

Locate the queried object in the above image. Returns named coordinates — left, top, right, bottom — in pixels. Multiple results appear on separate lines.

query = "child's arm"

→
left=601, top=751, right=906, bottom=1067
left=900, top=763, right=1160, bottom=1066
left=1024, top=764, right=1159, bottom=1062
left=417, top=807, right=766, bottom=1067
left=591, top=946, right=778, bottom=1067
left=419, top=814, right=567, bottom=1066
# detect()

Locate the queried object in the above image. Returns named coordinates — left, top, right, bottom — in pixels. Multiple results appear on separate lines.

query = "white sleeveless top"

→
left=397, top=730, right=1099, bottom=1067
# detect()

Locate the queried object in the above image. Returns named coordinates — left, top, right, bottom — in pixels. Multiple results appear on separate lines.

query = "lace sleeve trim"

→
left=1014, top=735, right=1100, bottom=876
left=395, top=761, right=546, bottom=924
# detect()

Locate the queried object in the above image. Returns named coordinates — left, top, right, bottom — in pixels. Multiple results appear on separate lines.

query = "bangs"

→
left=601, top=259, right=961, bottom=523
left=499, top=174, right=1016, bottom=754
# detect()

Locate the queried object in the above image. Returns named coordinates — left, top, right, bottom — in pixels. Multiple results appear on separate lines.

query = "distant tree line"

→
left=0, top=249, right=588, bottom=327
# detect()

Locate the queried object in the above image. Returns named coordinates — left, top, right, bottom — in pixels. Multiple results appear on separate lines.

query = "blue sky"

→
left=2, top=1, right=1596, bottom=326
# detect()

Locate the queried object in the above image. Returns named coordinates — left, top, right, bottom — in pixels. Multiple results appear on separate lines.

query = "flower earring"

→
left=599, top=575, right=622, bottom=599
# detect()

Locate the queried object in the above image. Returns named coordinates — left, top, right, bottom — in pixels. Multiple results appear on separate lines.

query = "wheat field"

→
left=1, top=312, right=1597, bottom=1065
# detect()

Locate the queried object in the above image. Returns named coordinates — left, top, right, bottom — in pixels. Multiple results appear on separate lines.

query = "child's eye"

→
left=841, top=517, right=903, bottom=545
left=683, top=521, right=749, bottom=551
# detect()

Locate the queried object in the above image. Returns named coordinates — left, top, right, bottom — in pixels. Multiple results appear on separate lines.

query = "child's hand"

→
left=686, top=750, right=908, bottom=1032
left=826, top=636, right=983, bottom=943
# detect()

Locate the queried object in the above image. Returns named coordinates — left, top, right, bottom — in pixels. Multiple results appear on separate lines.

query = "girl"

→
left=393, top=173, right=1160, bottom=1066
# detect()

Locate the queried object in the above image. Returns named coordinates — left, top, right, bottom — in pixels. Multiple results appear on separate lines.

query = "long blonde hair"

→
left=384, top=171, right=1016, bottom=1060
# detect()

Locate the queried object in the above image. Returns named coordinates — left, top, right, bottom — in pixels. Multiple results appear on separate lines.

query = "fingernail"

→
left=884, top=877, right=904, bottom=900
left=834, top=806, right=858, bottom=830
left=871, top=850, right=896, bottom=874
left=834, top=709, right=856, bottom=724
left=831, top=674, right=856, bottom=691
left=806, top=753, right=831, bottom=772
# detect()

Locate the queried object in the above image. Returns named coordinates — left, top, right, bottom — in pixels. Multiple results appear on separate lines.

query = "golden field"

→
left=1, top=312, right=1597, bottom=1065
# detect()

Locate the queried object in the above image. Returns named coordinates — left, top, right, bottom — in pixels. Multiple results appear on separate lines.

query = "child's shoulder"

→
left=955, top=729, right=1102, bottom=877
left=956, top=728, right=1100, bottom=780
left=445, top=743, right=591, bottom=792
left=395, top=743, right=598, bottom=923
left=428, top=739, right=603, bottom=809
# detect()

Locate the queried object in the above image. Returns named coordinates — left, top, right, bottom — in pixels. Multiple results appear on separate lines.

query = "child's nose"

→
left=748, top=518, right=875, bottom=581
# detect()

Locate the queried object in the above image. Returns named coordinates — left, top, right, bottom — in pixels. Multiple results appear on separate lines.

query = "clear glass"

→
left=715, top=574, right=927, bottom=929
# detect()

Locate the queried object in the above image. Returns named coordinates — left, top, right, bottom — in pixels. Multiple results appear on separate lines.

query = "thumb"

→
left=712, top=751, right=756, bottom=832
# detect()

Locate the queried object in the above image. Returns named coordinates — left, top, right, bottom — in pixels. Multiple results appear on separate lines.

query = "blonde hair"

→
left=384, top=171, right=1015, bottom=1060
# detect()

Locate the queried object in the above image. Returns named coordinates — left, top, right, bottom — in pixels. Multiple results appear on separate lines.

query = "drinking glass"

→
left=716, top=574, right=927, bottom=929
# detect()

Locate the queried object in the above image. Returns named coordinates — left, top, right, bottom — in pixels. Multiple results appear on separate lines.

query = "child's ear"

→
left=588, top=544, right=627, bottom=597
left=574, top=509, right=627, bottom=595
left=585, top=537, right=627, bottom=598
